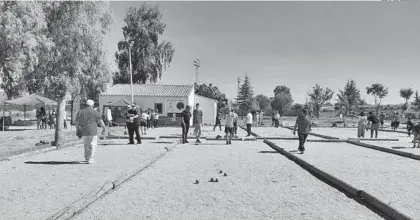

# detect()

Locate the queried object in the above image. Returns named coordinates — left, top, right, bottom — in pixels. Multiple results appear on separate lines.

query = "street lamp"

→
left=123, top=27, right=134, bottom=104
left=193, top=59, right=200, bottom=84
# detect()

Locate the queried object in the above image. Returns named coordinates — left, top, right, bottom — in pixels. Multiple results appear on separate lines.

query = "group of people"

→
left=36, top=107, right=67, bottom=130
left=124, top=104, right=161, bottom=144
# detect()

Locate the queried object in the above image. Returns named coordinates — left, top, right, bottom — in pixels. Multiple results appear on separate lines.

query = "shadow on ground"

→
left=258, top=151, right=278, bottom=154
left=24, top=161, right=86, bottom=165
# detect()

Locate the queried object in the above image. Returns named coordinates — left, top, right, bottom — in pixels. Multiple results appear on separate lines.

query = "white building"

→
left=99, top=84, right=217, bottom=125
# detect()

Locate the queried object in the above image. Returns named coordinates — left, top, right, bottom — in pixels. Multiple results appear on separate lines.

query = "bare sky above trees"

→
left=105, top=1, right=420, bottom=104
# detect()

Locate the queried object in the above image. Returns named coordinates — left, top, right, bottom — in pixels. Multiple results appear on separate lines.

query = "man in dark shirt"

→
left=75, top=100, right=106, bottom=164
left=180, top=105, right=192, bottom=144
left=367, top=111, right=380, bottom=138
left=126, top=104, right=141, bottom=145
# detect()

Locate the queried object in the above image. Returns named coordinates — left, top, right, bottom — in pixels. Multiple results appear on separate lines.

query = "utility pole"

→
left=193, top=59, right=201, bottom=84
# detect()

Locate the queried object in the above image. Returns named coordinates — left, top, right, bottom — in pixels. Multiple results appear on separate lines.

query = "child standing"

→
left=293, top=109, right=312, bottom=154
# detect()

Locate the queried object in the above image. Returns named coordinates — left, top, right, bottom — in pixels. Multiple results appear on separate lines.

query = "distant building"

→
left=99, top=84, right=217, bottom=125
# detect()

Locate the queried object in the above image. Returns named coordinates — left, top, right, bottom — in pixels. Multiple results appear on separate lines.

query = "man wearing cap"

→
left=126, top=104, right=141, bottom=144
left=75, top=99, right=106, bottom=164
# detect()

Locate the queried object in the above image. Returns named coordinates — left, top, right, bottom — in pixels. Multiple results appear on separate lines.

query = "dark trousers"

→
left=147, top=119, right=150, bottom=129
left=182, top=123, right=190, bottom=143
left=154, top=119, right=158, bottom=128
left=233, top=122, right=238, bottom=134
left=274, top=119, right=279, bottom=127
left=127, top=123, right=141, bottom=144
left=298, top=133, right=309, bottom=151
left=246, top=123, right=252, bottom=136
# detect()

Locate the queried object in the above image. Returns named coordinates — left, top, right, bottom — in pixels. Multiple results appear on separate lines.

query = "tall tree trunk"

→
left=54, top=95, right=67, bottom=148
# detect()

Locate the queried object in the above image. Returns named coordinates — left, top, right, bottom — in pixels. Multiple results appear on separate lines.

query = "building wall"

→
left=194, top=95, right=217, bottom=125
left=99, top=95, right=189, bottom=116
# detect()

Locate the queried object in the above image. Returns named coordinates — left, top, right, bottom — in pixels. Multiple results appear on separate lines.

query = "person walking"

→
left=357, top=112, right=367, bottom=138
left=274, top=111, right=280, bottom=128
left=293, top=109, right=312, bottom=154
left=105, top=107, right=112, bottom=127
left=379, top=111, right=386, bottom=128
left=224, top=107, right=234, bottom=145
left=181, top=105, right=192, bottom=144
left=245, top=109, right=253, bottom=137
left=412, top=121, right=420, bottom=148
left=75, top=100, right=106, bottom=164
left=213, top=112, right=222, bottom=131
left=126, top=104, right=141, bottom=145
left=367, top=111, right=380, bottom=138
left=407, top=116, right=414, bottom=137
left=193, top=103, right=203, bottom=143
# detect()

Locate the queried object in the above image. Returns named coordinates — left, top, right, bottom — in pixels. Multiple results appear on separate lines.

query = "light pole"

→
left=123, top=27, right=134, bottom=104
left=193, top=59, right=200, bottom=84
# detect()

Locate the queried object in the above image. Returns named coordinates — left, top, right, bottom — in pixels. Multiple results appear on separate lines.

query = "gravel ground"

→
left=251, top=127, right=325, bottom=140
left=271, top=140, right=420, bottom=219
left=74, top=141, right=382, bottom=220
left=0, top=139, right=175, bottom=220
left=310, top=127, right=408, bottom=140
left=0, top=126, right=76, bottom=155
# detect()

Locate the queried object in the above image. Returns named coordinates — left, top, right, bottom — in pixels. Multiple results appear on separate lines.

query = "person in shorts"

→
left=357, top=112, right=367, bottom=138
left=224, top=107, right=234, bottom=145
left=140, top=109, right=148, bottom=135
left=293, top=109, right=312, bottom=154
left=367, top=111, right=380, bottom=138
left=379, top=111, right=386, bottom=128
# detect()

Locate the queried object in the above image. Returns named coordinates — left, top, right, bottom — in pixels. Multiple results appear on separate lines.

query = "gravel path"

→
left=271, top=140, right=420, bottom=219
left=252, top=127, right=325, bottom=140
left=310, top=127, right=408, bottom=140
left=0, top=139, right=174, bottom=220
left=74, top=141, right=382, bottom=220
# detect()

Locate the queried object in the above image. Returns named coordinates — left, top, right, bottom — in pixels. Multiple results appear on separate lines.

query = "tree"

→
left=271, top=93, right=293, bottom=116
left=0, top=1, right=53, bottom=99
left=114, top=3, right=174, bottom=84
left=255, top=94, right=270, bottom=112
left=412, top=90, right=420, bottom=110
left=27, top=2, right=113, bottom=148
left=274, top=85, right=291, bottom=96
left=400, top=88, right=414, bottom=117
left=194, top=82, right=227, bottom=112
left=237, top=74, right=254, bottom=115
left=307, top=84, right=334, bottom=118
left=336, top=80, right=362, bottom=116
left=366, top=83, right=388, bottom=114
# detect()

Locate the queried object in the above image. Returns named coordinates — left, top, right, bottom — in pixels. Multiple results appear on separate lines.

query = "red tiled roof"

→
left=101, top=84, right=194, bottom=97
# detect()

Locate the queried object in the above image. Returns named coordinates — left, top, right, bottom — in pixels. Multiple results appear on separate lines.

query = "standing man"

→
left=126, top=104, right=141, bottom=144
left=213, top=112, right=222, bottom=131
left=293, top=109, right=312, bottom=154
left=224, top=107, right=234, bottom=144
left=75, top=100, right=106, bottom=164
left=367, top=111, right=380, bottom=138
left=63, top=110, right=67, bottom=129
left=180, top=105, right=192, bottom=144
left=379, top=111, right=386, bottom=128
left=154, top=110, right=159, bottom=128
left=245, top=109, right=253, bottom=137
left=193, top=103, right=203, bottom=143
left=232, top=109, right=239, bottom=137
left=150, top=109, right=155, bottom=129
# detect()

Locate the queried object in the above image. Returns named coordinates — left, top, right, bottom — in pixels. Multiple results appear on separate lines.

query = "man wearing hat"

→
left=126, top=104, right=141, bottom=145
left=75, top=99, right=106, bottom=164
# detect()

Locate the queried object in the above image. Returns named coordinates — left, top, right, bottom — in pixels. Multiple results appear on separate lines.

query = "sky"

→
left=105, top=1, right=420, bottom=105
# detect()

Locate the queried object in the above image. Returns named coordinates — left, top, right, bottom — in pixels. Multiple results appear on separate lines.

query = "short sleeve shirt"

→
left=193, top=109, right=203, bottom=124
left=76, top=107, right=102, bottom=136
left=225, top=112, right=234, bottom=127
left=367, top=115, right=379, bottom=124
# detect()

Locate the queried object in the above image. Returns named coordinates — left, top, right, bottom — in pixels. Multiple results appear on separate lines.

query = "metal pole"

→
left=128, top=43, right=133, bottom=104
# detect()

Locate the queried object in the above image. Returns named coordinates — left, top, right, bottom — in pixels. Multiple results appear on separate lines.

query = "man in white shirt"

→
left=232, top=109, right=239, bottom=137
left=245, top=109, right=253, bottom=137
left=154, top=111, right=159, bottom=128
left=225, top=107, right=234, bottom=144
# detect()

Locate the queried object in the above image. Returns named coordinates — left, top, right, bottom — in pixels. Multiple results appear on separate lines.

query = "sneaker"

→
left=87, top=160, right=95, bottom=164
left=185, top=140, right=189, bottom=143
left=128, top=142, right=135, bottom=145
left=195, top=139, right=200, bottom=143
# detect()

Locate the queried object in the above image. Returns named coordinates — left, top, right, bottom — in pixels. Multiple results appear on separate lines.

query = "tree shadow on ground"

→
left=258, top=151, right=278, bottom=154
left=25, top=161, right=86, bottom=165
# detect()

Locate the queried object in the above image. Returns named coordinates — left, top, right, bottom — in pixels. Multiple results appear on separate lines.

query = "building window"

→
left=155, top=103, right=163, bottom=113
